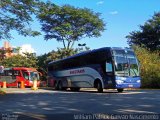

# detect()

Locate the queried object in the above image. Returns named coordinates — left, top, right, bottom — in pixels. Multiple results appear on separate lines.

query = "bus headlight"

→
left=116, top=80, right=124, bottom=84
left=137, top=80, right=140, bottom=83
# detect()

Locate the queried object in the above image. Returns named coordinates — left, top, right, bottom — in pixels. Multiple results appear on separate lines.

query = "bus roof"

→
left=4, top=67, right=37, bottom=71
left=48, top=47, right=109, bottom=65
left=48, top=47, right=133, bottom=66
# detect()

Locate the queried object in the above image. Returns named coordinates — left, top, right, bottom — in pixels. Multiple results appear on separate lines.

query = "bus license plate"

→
left=129, top=85, right=133, bottom=87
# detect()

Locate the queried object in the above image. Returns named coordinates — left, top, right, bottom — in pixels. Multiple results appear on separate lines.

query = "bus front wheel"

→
left=17, top=82, right=21, bottom=88
left=117, top=89, right=124, bottom=92
left=96, top=81, right=103, bottom=93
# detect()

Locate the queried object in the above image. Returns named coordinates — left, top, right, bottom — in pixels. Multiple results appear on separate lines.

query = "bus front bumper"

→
left=115, top=76, right=141, bottom=89
left=116, top=83, right=141, bottom=89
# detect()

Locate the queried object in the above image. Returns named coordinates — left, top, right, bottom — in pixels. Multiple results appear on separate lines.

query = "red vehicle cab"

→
left=0, top=67, right=40, bottom=88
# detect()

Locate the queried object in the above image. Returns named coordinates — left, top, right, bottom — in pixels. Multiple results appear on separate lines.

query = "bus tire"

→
left=117, top=89, right=124, bottom=92
left=56, top=81, right=64, bottom=90
left=95, top=80, right=103, bottom=93
left=70, top=87, right=80, bottom=92
left=17, top=82, right=21, bottom=88
left=57, top=81, right=62, bottom=90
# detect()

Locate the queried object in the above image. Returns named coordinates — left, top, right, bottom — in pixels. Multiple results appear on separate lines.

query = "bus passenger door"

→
left=105, top=62, right=114, bottom=88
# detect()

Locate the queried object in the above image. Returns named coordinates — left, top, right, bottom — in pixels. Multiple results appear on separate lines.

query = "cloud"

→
left=109, top=11, right=118, bottom=15
left=97, top=1, right=104, bottom=5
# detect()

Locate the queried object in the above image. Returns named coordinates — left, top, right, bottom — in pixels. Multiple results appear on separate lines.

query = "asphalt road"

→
left=0, top=89, right=160, bottom=120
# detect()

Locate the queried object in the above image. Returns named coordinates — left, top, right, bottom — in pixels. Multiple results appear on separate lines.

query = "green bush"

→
left=134, top=46, right=160, bottom=88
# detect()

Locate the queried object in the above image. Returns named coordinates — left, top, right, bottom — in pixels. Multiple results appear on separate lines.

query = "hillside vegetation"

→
left=134, top=46, right=160, bottom=88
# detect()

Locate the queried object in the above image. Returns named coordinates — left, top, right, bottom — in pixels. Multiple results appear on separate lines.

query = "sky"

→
left=0, top=0, right=160, bottom=56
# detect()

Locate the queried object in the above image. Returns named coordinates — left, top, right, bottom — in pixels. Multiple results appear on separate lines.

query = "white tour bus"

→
left=47, top=47, right=141, bottom=92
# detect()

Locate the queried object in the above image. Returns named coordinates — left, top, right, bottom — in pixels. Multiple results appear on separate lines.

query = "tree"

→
left=51, top=48, right=78, bottom=59
left=37, top=53, right=48, bottom=74
left=38, top=3, right=105, bottom=51
left=0, top=0, right=40, bottom=40
left=0, top=54, right=37, bottom=68
left=127, top=12, right=160, bottom=51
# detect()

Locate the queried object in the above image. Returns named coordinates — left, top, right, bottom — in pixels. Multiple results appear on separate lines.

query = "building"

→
left=0, top=41, right=36, bottom=59
left=0, top=41, right=13, bottom=59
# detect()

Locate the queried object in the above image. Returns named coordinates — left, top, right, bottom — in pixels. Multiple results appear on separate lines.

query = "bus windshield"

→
left=29, top=72, right=40, bottom=81
left=22, top=71, right=40, bottom=81
left=113, top=49, right=139, bottom=77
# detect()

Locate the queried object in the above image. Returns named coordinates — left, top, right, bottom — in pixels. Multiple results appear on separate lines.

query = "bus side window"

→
left=14, top=71, right=20, bottom=76
left=106, top=63, right=113, bottom=72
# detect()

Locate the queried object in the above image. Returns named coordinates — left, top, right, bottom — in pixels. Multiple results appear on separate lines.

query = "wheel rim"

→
left=97, top=83, right=100, bottom=89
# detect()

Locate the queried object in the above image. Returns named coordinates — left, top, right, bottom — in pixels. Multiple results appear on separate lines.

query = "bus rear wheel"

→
left=56, top=81, right=63, bottom=90
left=56, top=81, right=67, bottom=90
left=96, top=81, right=103, bottom=93
left=117, top=89, right=124, bottom=92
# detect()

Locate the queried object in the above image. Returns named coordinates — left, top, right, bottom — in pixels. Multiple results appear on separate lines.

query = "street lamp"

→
left=78, top=43, right=86, bottom=47
left=78, top=43, right=86, bottom=52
